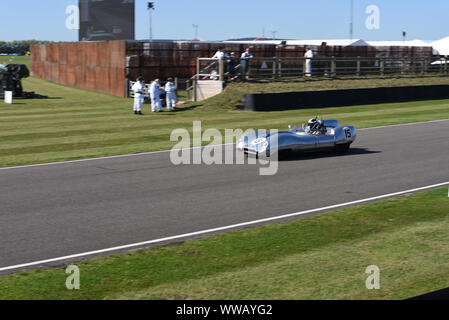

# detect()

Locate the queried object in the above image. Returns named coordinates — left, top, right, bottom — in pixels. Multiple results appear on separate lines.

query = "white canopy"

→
left=224, top=39, right=371, bottom=47
left=431, top=37, right=449, bottom=56
left=286, top=39, right=370, bottom=47
left=366, top=40, right=432, bottom=47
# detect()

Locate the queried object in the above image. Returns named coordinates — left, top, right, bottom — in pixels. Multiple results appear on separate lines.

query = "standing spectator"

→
left=212, top=47, right=229, bottom=79
left=304, top=47, right=314, bottom=77
left=240, top=47, right=254, bottom=80
left=150, top=79, right=162, bottom=112
left=165, top=77, right=177, bottom=111
left=227, top=52, right=239, bottom=79
left=131, top=76, right=145, bottom=115
left=212, top=47, right=225, bottom=59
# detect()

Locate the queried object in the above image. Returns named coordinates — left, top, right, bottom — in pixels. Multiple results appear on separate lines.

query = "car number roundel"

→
left=344, top=127, right=352, bottom=140
left=252, top=138, right=266, bottom=145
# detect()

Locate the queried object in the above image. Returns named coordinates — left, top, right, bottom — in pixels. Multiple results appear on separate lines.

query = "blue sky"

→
left=1, top=0, right=448, bottom=42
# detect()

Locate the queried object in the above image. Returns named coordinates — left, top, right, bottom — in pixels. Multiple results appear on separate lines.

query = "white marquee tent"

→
left=224, top=39, right=371, bottom=47
left=366, top=40, right=432, bottom=47
left=285, top=39, right=371, bottom=47
left=431, top=37, right=449, bottom=56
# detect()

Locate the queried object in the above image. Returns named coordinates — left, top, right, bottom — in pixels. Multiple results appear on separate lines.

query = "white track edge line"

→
left=1, top=181, right=448, bottom=272
left=0, top=144, right=235, bottom=171
left=359, top=118, right=449, bottom=130
left=0, top=118, right=448, bottom=171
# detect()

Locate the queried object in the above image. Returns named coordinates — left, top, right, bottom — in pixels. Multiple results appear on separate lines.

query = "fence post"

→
left=196, top=57, right=200, bottom=76
left=278, top=59, right=282, bottom=78
left=401, top=57, right=405, bottom=74
left=272, top=57, right=277, bottom=79
left=125, top=79, right=130, bottom=98
left=193, top=76, right=198, bottom=102
left=356, top=56, right=361, bottom=76
left=424, top=58, right=428, bottom=74
left=331, top=57, right=336, bottom=77
left=303, top=58, right=306, bottom=77
left=219, top=58, right=224, bottom=81
left=445, top=56, right=448, bottom=74
left=380, top=58, right=384, bottom=76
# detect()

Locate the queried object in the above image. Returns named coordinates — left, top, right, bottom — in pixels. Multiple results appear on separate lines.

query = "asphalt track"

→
left=0, top=120, right=448, bottom=273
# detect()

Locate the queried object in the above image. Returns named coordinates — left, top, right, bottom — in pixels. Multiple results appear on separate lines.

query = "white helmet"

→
left=308, top=118, right=318, bottom=127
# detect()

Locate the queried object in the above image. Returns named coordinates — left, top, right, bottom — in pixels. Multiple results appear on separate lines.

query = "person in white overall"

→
left=304, top=47, right=314, bottom=77
left=165, top=78, right=177, bottom=111
left=131, top=76, right=145, bottom=115
left=150, top=79, right=162, bottom=112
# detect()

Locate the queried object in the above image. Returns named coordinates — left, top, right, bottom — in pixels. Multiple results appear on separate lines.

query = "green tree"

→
left=0, top=40, right=53, bottom=54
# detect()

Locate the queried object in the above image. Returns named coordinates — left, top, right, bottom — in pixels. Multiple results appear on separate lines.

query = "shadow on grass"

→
left=140, top=111, right=176, bottom=116
left=174, top=105, right=201, bottom=112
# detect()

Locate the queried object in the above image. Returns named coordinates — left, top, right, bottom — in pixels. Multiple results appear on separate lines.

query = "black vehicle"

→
left=0, top=64, right=29, bottom=98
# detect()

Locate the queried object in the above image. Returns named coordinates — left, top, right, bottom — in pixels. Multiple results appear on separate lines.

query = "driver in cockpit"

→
left=306, top=118, right=326, bottom=134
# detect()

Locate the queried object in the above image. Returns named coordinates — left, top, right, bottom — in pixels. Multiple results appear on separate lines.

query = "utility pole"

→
left=147, top=2, right=155, bottom=42
left=271, top=30, right=277, bottom=40
left=350, top=0, right=354, bottom=41
left=192, top=24, right=199, bottom=39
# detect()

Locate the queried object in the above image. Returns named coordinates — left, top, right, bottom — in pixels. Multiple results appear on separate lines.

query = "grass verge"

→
left=199, top=74, right=449, bottom=110
left=0, top=55, right=30, bottom=67
left=0, top=187, right=448, bottom=300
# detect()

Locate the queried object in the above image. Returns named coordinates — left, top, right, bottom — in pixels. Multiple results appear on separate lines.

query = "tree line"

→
left=0, top=40, right=53, bottom=54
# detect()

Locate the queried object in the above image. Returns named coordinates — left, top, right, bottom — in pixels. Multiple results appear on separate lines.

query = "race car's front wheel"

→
left=335, top=143, right=350, bottom=154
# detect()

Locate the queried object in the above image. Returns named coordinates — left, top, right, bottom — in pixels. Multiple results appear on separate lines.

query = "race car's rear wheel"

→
left=335, top=143, right=350, bottom=154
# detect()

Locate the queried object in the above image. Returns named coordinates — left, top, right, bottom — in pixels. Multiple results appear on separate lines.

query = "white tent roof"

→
left=223, top=40, right=282, bottom=45
left=286, top=39, right=370, bottom=46
left=224, top=39, right=371, bottom=47
left=367, top=40, right=432, bottom=47
left=431, top=36, right=449, bottom=56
